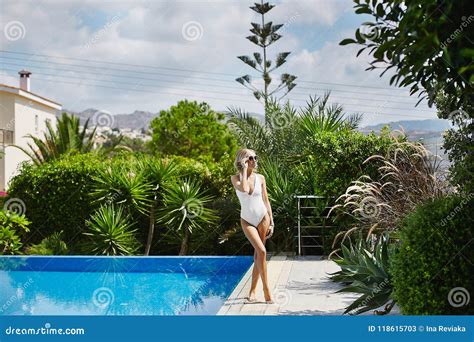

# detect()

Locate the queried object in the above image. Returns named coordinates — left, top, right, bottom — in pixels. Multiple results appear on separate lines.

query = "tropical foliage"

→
left=228, top=93, right=361, bottom=163
left=15, top=112, right=97, bottom=165
left=7, top=153, right=104, bottom=245
left=156, top=178, right=218, bottom=255
left=0, top=211, right=30, bottom=255
left=83, top=204, right=140, bottom=256
left=26, top=231, right=68, bottom=255
left=329, top=233, right=397, bottom=315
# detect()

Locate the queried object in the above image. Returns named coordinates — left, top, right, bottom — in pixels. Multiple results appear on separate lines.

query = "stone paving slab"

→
left=218, top=255, right=400, bottom=316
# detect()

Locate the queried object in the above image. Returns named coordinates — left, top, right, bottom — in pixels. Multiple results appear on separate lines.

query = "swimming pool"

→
left=0, top=256, right=253, bottom=315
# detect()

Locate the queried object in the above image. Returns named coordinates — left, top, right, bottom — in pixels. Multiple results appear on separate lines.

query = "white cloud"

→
left=286, top=41, right=437, bottom=124
left=0, top=0, right=436, bottom=124
left=274, top=0, right=348, bottom=26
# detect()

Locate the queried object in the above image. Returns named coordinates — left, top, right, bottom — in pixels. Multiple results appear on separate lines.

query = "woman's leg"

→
left=256, top=212, right=272, bottom=302
left=248, top=249, right=259, bottom=300
left=240, top=217, right=269, bottom=301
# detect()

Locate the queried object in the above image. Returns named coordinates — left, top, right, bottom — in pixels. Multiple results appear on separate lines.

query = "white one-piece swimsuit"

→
left=235, top=173, right=268, bottom=227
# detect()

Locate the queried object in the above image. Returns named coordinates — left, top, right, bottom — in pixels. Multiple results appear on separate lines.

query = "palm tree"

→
left=228, top=93, right=362, bottom=162
left=15, top=112, right=96, bottom=165
left=227, top=97, right=300, bottom=162
left=299, top=94, right=362, bottom=135
left=156, top=178, right=218, bottom=255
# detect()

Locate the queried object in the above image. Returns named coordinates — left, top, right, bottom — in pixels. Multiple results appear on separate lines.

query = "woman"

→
left=230, top=148, right=275, bottom=304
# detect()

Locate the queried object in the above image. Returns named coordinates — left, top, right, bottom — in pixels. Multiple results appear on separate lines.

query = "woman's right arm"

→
left=231, top=160, right=249, bottom=192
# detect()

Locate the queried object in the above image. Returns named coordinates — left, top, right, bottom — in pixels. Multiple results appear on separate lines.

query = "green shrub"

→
left=301, top=128, right=396, bottom=254
left=0, top=211, right=31, bottom=254
left=7, top=153, right=105, bottom=248
left=83, top=204, right=140, bottom=256
left=304, top=128, right=395, bottom=198
left=26, top=231, right=68, bottom=255
left=391, top=195, right=474, bottom=314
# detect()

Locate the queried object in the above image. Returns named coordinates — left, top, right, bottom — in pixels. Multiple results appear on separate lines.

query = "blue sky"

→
left=0, top=0, right=438, bottom=125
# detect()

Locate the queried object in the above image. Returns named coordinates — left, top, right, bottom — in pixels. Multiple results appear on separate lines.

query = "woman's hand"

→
left=241, top=157, right=249, bottom=169
left=266, top=223, right=274, bottom=239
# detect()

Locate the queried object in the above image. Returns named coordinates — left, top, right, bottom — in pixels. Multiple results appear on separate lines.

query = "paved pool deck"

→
left=218, top=255, right=400, bottom=316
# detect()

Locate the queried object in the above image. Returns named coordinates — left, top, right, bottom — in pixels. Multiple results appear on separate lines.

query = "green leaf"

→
left=340, top=38, right=357, bottom=46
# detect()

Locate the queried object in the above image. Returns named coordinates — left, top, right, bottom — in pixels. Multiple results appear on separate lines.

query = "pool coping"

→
left=0, top=255, right=249, bottom=258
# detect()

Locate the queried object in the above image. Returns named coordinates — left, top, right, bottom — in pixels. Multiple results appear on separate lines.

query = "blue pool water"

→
left=0, top=256, right=252, bottom=316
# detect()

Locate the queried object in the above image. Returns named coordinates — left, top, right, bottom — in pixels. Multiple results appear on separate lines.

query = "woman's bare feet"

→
left=246, top=290, right=257, bottom=303
left=264, top=288, right=273, bottom=304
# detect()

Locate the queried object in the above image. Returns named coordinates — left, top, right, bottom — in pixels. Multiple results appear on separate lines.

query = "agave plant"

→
left=14, top=112, right=96, bottom=165
left=329, top=135, right=450, bottom=245
left=329, top=233, right=396, bottom=315
left=83, top=204, right=139, bottom=256
left=156, top=178, right=218, bottom=255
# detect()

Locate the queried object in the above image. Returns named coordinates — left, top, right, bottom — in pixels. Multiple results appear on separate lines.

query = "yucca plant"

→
left=15, top=112, right=96, bottom=165
left=138, top=157, right=179, bottom=255
left=83, top=204, right=139, bottom=256
left=156, top=178, right=218, bottom=255
left=90, top=161, right=153, bottom=215
left=329, top=233, right=397, bottom=315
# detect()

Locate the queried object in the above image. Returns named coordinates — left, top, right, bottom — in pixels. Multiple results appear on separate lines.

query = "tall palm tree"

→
left=15, top=112, right=96, bottom=165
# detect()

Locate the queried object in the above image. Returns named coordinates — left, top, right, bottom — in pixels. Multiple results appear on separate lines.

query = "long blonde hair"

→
left=234, top=148, right=256, bottom=173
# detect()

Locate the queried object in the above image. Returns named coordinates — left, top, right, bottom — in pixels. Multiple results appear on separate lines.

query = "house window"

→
left=35, top=115, right=39, bottom=134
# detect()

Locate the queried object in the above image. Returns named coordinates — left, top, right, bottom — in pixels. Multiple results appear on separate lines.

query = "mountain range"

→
left=62, top=108, right=451, bottom=133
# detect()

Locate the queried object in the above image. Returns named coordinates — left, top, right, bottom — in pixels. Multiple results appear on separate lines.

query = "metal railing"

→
left=294, top=195, right=336, bottom=256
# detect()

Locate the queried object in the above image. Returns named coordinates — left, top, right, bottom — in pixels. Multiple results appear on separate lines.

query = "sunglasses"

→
left=248, top=155, right=258, bottom=161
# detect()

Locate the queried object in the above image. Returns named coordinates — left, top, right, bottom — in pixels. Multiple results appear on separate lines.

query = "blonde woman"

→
left=230, top=148, right=274, bottom=304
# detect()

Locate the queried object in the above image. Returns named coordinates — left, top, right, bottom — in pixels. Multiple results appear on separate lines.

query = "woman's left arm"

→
left=261, top=175, right=274, bottom=227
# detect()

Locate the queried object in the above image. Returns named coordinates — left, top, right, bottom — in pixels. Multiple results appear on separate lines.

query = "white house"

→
left=0, top=70, right=61, bottom=191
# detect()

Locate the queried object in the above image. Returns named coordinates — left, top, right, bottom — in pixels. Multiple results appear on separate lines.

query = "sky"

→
left=0, top=0, right=438, bottom=125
